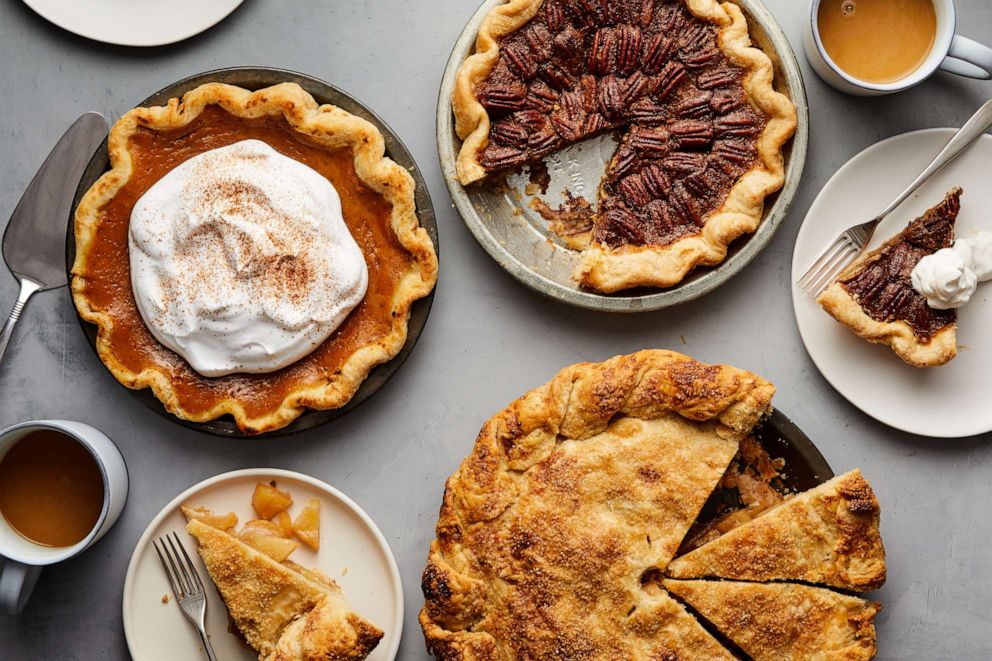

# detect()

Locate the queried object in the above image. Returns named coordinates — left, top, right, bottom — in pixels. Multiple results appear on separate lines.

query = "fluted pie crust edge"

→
left=452, top=0, right=797, bottom=292
left=71, top=82, right=439, bottom=433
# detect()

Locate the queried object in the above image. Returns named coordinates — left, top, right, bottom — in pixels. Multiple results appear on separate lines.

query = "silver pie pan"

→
left=437, top=0, right=809, bottom=312
left=66, top=67, right=438, bottom=438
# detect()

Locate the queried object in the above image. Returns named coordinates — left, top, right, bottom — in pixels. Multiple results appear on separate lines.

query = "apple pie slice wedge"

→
left=183, top=509, right=382, bottom=660
left=666, top=469, right=885, bottom=591
left=664, top=579, right=881, bottom=661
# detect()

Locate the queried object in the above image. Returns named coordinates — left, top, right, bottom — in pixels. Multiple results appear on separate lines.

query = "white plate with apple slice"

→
left=792, top=128, right=992, bottom=438
left=122, top=469, right=402, bottom=661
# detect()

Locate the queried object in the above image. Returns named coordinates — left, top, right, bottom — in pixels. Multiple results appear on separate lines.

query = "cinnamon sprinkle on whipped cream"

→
left=128, top=139, right=368, bottom=377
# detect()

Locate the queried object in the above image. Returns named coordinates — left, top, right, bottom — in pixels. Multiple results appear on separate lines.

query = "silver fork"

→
left=154, top=532, right=219, bottom=661
left=798, top=99, right=992, bottom=298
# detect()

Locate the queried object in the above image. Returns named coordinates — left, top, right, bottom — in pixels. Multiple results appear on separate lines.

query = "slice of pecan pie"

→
left=453, top=0, right=797, bottom=292
left=818, top=188, right=961, bottom=368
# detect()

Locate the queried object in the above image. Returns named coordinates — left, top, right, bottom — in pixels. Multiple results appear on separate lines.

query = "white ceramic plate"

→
left=792, top=129, right=992, bottom=438
left=22, top=0, right=244, bottom=47
left=122, top=469, right=402, bottom=660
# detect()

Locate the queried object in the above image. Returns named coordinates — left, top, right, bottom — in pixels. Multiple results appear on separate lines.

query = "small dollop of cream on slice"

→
left=910, top=234, right=992, bottom=310
left=129, top=139, right=368, bottom=377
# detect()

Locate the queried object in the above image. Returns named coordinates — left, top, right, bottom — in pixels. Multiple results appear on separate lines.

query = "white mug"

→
left=805, top=0, right=992, bottom=95
left=0, top=420, right=128, bottom=615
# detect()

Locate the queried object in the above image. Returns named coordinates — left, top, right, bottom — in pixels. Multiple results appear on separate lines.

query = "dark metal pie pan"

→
left=437, top=0, right=809, bottom=312
left=65, top=67, right=438, bottom=438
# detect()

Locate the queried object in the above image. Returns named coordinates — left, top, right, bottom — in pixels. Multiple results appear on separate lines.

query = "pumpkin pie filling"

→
left=77, top=105, right=414, bottom=420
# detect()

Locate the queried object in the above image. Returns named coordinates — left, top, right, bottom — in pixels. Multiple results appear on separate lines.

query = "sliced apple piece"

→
left=272, top=510, right=294, bottom=537
left=292, top=498, right=321, bottom=551
left=180, top=505, right=238, bottom=531
left=251, top=482, right=293, bottom=520
left=240, top=519, right=286, bottom=538
left=241, top=531, right=299, bottom=562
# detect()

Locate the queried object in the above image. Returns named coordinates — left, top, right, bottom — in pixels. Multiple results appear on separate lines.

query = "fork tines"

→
left=154, top=532, right=205, bottom=600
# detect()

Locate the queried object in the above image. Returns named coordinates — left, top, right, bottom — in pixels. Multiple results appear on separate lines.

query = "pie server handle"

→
left=0, top=277, right=43, bottom=368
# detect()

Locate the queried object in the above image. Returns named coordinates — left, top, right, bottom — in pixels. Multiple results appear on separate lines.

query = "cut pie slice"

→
left=183, top=509, right=382, bottom=661
left=420, top=350, right=775, bottom=658
left=666, top=469, right=886, bottom=591
left=818, top=187, right=961, bottom=367
left=663, top=579, right=881, bottom=661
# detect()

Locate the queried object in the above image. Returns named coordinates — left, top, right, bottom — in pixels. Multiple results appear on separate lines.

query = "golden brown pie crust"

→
left=452, top=0, right=797, bottom=292
left=419, top=350, right=776, bottom=659
left=666, top=469, right=886, bottom=591
left=664, top=579, right=881, bottom=660
left=71, top=83, right=438, bottom=433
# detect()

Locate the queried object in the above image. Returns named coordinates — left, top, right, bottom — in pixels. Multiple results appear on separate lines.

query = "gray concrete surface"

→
left=1, top=0, right=991, bottom=658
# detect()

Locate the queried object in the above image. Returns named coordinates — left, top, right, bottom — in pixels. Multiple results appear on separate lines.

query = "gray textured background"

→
left=1, top=0, right=991, bottom=658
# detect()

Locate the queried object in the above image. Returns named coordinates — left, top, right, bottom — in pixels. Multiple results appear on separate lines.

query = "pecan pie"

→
left=453, top=0, right=797, bottom=292
left=419, top=350, right=885, bottom=659
left=818, top=188, right=960, bottom=368
left=71, top=83, right=438, bottom=433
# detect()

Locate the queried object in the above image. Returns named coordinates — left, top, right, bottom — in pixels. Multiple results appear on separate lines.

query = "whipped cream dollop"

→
left=910, top=232, right=992, bottom=310
left=129, top=139, right=368, bottom=377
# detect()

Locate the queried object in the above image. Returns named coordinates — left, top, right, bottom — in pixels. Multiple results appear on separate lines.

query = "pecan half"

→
left=628, top=98, right=668, bottom=124
left=552, top=25, right=586, bottom=71
left=671, top=120, right=714, bottom=150
left=529, top=123, right=560, bottom=154
left=526, top=81, right=559, bottom=113
left=676, top=91, right=714, bottom=118
left=524, top=24, right=553, bottom=61
left=539, top=62, right=576, bottom=91
left=598, top=75, right=625, bottom=120
left=615, top=24, right=642, bottom=75
left=610, top=143, right=640, bottom=179
left=651, top=61, right=686, bottom=101
left=603, top=207, right=647, bottom=244
left=679, top=23, right=717, bottom=66
left=619, top=173, right=652, bottom=207
left=622, top=71, right=652, bottom=106
left=480, top=145, right=528, bottom=170
left=478, top=80, right=528, bottom=112
left=663, top=152, right=706, bottom=178
left=668, top=184, right=702, bottom=226
left=544, top=1, right=567, bottom=33
left=710, top=89, right=741, bottom=114
left=696, top=67, right=739, bottom=90
left=630, top=126, right=670, bottom=157
left=584, top=112, right=609, bottom=134
left=641, top=34, right=673, bottom=75
left=642, top=163, right=670, bottom=197
left=589, top=28, right=617, bottom=75
left=504, top=43, right=538, bottom=80
left=715, top=113, right=760, bottom=138
left=551, top=109, right=586, bottom=142
left=713, top=141, right=755, bottom=166
left=490, top=119, right=529, bottom=148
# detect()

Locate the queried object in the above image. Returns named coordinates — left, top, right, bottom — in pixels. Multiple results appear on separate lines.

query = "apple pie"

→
left=183, top=508, right=382, bottom=660
left=664, top=579, right=881, bottom=660
left=453, top=0, right=797, bottom=291
left=419, top=350, right=885, bottom=658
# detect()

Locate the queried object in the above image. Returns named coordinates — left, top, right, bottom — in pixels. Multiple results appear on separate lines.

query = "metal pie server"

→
left=0, top=112, right=108, bottom=366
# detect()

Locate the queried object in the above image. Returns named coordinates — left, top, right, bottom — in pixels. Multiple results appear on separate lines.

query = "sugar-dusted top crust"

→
left=419, top=349, right=775, bottom=659
left=71, top=82, right=438, bottom=433
left=666, top=469, right=887, bottom=591
left=664, top=579, right=881, bottom=661
left=184, top=515, right=382, bottom=660
left=452, top=0, right=797, bottom=292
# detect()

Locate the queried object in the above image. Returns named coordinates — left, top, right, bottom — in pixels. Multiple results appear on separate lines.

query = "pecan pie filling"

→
left=475, top=0, right=767, bottom=249
left=79, top=106, right=413, bottom=419
left=840, top=189, right=959, bottom=342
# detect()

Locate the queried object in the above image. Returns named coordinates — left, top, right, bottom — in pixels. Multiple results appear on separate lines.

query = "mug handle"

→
left=940, top=35, right=992, bottom=80
left=0, top=558, right=42, bottom=615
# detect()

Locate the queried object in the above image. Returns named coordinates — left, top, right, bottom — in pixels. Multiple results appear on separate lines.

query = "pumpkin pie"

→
left=453, top=0, right=797, bottom=292
left=71, top=82, right=438, bottom=433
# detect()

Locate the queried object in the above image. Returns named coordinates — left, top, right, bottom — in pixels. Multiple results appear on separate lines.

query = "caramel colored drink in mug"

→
left=0, top=430, right=104, bottom=547
left=818, top=0, right=937, bottom=84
